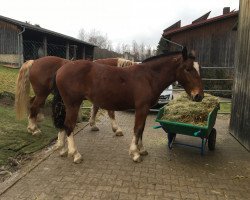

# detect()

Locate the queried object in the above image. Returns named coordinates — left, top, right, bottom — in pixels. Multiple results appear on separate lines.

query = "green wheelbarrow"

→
left=154, top=105, right=220, bottom=155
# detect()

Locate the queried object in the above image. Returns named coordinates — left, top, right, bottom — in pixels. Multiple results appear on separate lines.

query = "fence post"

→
left=18, top=29, right=24, bottom=68
left=82, top=46, right=85, bottom=59
left=43, top=36, right=47, bottom=56
left=73, top=45, right=77, bottom=60
left=66, top=43, right=69, bottom=59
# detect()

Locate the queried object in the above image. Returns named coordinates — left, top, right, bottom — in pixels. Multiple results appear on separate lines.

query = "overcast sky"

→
left=1, top=0, right=239, bottom=48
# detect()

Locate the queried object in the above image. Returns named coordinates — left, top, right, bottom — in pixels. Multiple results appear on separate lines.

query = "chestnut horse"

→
left=52, top=47, right=204, bottom=163
left=15, top=56, right=133, bottom=136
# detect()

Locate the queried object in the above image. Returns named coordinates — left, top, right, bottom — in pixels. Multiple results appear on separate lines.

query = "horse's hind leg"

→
left=129, top=106, right=149, bottom=162
left=55, top=130, right=68, bottom=156
left=89, top=104, right=100, bottom=131
left=107, top=110, right=123, bottom=136
left=30, top=96, right=45, bottom=122
left=64, top=105, right=83, bottom=163
left=28, top=95, right=47, bottom=135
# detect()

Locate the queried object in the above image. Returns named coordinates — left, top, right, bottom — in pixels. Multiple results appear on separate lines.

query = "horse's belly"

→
left=89, top=95, right=134, bottom=111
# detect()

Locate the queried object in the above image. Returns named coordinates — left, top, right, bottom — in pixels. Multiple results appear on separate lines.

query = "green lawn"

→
left=0, top=106, right=57, bottom=166
left=219, top=102, right=231, bottom=114
left=0, top=65, right=18, bottom=94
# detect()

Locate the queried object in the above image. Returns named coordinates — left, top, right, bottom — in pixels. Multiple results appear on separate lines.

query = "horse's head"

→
left=176, top=47, right=204, bottom=102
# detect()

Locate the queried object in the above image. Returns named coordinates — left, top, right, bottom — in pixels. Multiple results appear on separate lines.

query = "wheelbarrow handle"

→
left=153, top=125, right=162, bottom=129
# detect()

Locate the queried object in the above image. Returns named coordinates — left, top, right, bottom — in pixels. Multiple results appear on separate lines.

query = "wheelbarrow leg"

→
left=168, top=132, right=176, bottom=149
left=201, top=138, right=207, bottom=155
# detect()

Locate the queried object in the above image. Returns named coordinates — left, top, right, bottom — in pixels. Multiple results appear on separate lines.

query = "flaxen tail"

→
left=15, top=60, right=34, bottom=120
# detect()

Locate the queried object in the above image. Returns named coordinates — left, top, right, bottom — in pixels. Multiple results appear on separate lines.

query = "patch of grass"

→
left=0, top=106, right=57, bottom=166
left=0, top=65, right=19, bottom=94
left=219, top=102, right=231, bottom=113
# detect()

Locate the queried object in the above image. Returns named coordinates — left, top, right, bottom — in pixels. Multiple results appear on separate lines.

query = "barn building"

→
left=161, top=7, right=238, bottom=68
left=159, top=8, right=238, bottom=98
left=0, top=15, right=95, bottom=67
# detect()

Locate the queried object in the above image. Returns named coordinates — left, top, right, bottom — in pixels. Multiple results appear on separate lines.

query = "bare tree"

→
left=121, top=43, right=130, bottom=54
left=139, top=43, right=146, bottom=61
left=131, top=40, right=140, bottom=61
left=78, top=28, right=87, bottom=41
left=78, top=28, right=113, bottom=50
left=115, top=43, right=122, bottom=54
left=78, top=28, right=157, bottom=61
left=145, top=45, right=152, bottom=59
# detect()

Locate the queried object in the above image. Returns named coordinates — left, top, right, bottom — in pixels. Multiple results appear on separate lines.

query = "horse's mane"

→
left=117, top=58, right=135, bottom=67
left=142, top=51, right=182, bottom=63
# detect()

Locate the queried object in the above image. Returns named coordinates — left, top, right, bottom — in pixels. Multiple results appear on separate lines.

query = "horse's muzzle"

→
left=193, top=93, right=203, bottom=102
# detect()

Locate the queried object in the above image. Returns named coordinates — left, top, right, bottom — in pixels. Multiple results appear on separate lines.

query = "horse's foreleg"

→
left=28, top=95, right=47, bottom=135
left=89, top=104, right=100, bottom=131
left=129, top=107, right=149, bottom=162
left=138, top=134, right=148, bottom=156
left=107, top=110, right=123, bottom=136
left=37, top=113, right=45, bottom=123
left=64, top=105, right=83, bottom=164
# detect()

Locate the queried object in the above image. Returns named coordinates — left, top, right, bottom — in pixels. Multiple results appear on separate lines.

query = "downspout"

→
left=17, top=26, right=25, bottom=67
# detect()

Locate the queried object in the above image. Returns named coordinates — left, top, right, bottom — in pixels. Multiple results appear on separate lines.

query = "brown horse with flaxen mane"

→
left=15, top=56, right=134, bottom=136
left=52, top=47, right=204, bottom=163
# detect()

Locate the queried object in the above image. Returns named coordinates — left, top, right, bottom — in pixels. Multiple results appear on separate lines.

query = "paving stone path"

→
left=0, top=111, right=249, bottom=200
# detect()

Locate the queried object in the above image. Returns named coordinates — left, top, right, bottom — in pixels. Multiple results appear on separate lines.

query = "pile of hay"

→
left=161, top=93, right=219, bottom=126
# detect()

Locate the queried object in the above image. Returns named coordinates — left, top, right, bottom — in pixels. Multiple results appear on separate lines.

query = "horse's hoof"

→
left=55, top=142, right=64, bottom=150
left=90, top=125, right=99, bottom=131
left=112, top=127, right=118, bottom=133
left=32, top=129, right=42, bottom=135
left=140, top=150, right=148, bottom=156
left=68, top=150, right=75, bottom=158
left=132, top=154, right=142, bottom=163
left=59, top=148, right=68, bottom=157
left=73, top=152, right=83, bottom=164
left=27, top=126, right=36, bottom=133
left=115, top=130, right=124, bottom=136
left=27, top=128, right=33, bottom=134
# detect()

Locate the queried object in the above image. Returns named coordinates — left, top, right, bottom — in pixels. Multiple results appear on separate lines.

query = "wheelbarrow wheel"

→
left=208, top=128, right=216, bottom=151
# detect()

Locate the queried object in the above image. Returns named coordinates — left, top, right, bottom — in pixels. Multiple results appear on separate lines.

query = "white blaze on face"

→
left=193, top=62, right=200, bottom=75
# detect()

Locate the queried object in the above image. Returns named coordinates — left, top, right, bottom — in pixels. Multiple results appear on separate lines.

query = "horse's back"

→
left=94, top=58, right=118, bottom=66
left=29, top=56, right=69, bottom=93
left=32, top=56, right=68, bottom=70
left=56, top=60, right=94, bottom=87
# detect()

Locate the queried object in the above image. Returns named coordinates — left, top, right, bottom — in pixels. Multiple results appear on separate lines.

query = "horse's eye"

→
left=185, top=68, right=192, bottom=72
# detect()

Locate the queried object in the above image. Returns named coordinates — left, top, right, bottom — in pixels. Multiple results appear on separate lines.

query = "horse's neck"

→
left=141, top=57, right=178, bottom=93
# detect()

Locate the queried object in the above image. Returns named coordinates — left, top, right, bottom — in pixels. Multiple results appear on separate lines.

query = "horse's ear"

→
left=182, top=46, right=188, bottom=60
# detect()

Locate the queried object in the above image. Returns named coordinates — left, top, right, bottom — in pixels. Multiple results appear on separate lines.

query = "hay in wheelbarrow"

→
left=161, top=93, right=219, bottom=126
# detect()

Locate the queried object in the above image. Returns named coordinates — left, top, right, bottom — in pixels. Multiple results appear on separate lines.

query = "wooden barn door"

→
left=230, top=0, right=250, bottom=150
